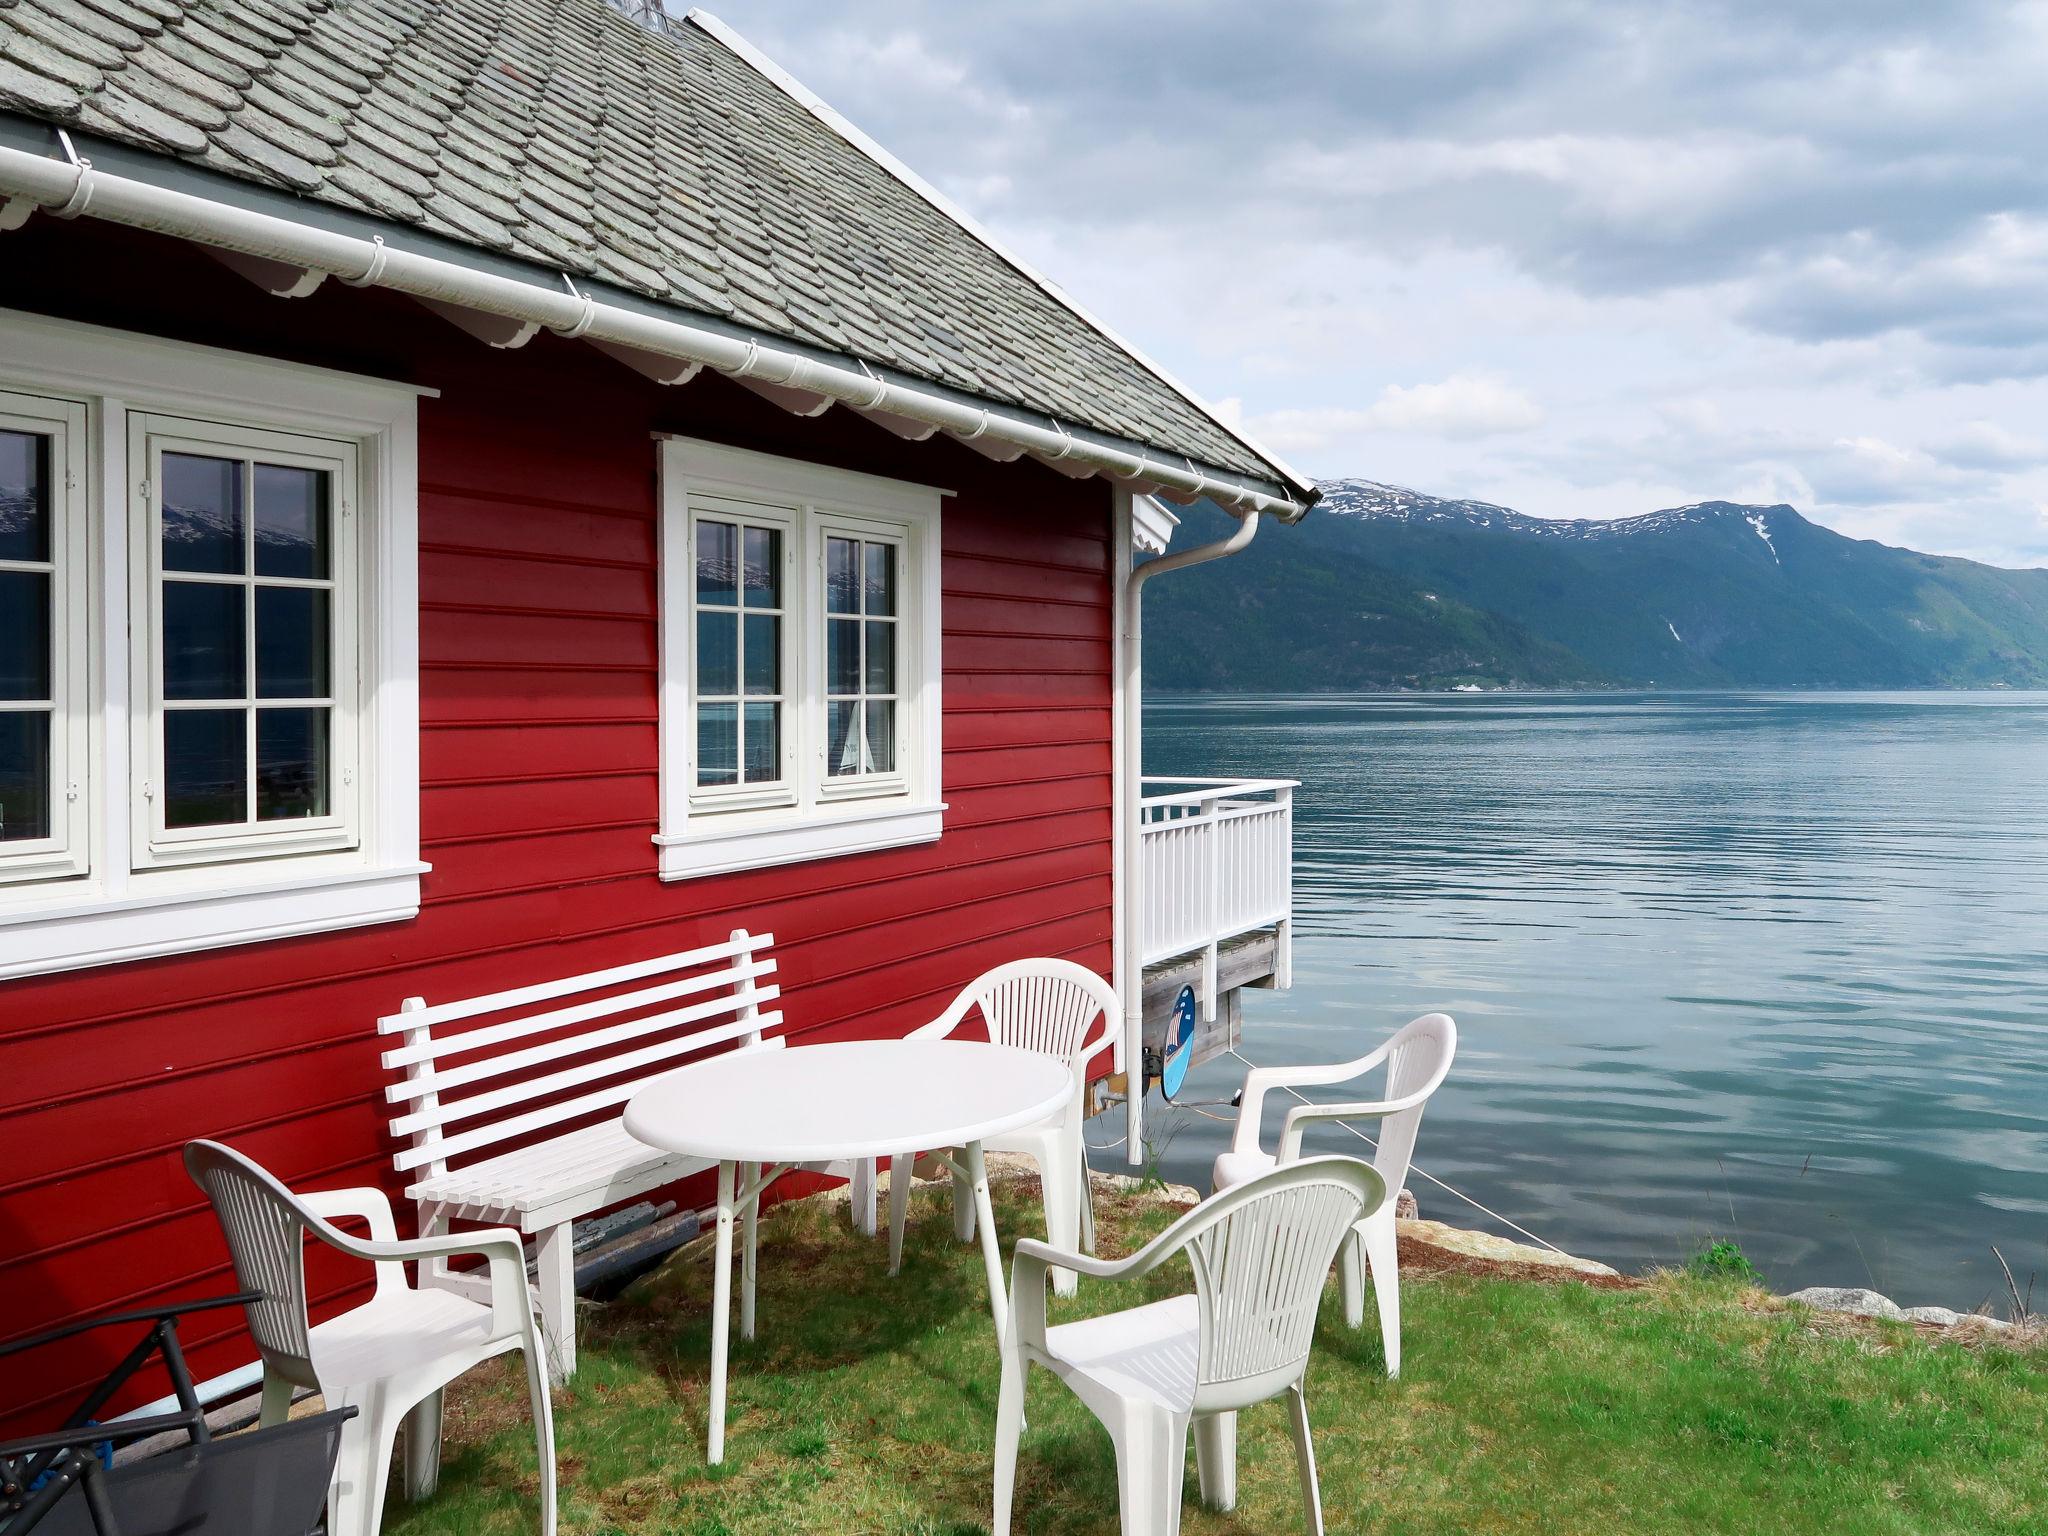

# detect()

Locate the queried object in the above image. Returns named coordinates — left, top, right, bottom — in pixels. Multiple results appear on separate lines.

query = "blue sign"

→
left=1160, top=985, right=1197, bottom=1100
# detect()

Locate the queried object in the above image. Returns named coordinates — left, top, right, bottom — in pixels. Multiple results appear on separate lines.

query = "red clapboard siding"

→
left=0, top=217, right=1121, bottom=1433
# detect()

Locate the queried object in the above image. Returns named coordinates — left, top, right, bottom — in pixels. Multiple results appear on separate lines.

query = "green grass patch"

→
left=387, top=1179, right=2048, bottom=1535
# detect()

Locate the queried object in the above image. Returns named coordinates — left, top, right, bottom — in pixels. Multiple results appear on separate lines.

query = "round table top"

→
left=623, top=1038, right=1074, bottom=1165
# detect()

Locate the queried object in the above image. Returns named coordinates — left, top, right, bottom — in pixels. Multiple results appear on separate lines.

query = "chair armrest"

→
left=1276, top=1095, right=1429, bottom=1163
left=299, top=1186, right=400, bottom=1246
left=1005, top=1237, right=1154, bottom=1359
left=303, top=1218, right=533, bottom=1337
left=1232, top=1047, right=1394, bottom=1156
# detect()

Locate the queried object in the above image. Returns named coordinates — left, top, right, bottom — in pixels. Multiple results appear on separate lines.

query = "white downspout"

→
left=1117, top=504, right=1262, bottom=1163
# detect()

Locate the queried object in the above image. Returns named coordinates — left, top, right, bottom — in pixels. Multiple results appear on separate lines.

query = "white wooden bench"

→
left=378, top=929, right=876, bottom=1382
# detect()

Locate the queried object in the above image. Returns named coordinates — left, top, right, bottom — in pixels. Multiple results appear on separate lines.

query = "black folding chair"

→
left=0, top=1294, right=353, bottom=1536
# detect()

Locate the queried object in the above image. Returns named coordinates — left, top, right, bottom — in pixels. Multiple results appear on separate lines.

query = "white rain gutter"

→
left=1116, top=502, right=1262, bottom=1163
left=0, top=142, right=1307, bottom=519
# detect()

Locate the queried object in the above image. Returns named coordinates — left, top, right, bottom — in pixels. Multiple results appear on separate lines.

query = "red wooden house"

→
left=0, top=1, right=1315, bottom=1430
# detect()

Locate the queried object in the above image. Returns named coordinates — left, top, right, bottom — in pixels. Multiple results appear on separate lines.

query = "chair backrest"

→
left=1370, top=1013, right=1457, bottom=1193
left=182, top=1142, right=320, bottom=1386
left=929, top=958, right=1118, bottom=1072
left=376, top=929, right=786, bottom=1178
left=1179, top=1157, right=1383, bottom=1412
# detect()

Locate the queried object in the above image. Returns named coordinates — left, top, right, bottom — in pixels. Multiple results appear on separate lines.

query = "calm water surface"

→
left=1137, top=692, right=2048, bottom=1312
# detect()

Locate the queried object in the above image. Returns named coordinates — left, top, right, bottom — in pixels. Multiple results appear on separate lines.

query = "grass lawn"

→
left=385, top=1172, right=2048, bottom=1536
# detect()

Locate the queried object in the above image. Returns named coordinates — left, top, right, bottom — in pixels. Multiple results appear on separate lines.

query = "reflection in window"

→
left=0, top=426, right=54, bottom=844
left=825, top=536, right=898, bottom=776
left=693, top=517, right=783, bottom=788
left=157, top=450, right=335, bottom=831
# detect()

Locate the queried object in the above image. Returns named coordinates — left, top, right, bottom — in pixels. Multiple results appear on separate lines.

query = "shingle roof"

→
left=0, top=0, right=1292, bottom=488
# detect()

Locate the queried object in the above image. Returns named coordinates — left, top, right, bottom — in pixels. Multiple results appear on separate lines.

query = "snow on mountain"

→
left=1316, top=478, right=1794, bottom=546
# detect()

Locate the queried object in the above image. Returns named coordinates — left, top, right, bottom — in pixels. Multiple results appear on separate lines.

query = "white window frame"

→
left=0, top=389, right=90, bottom=885
left=655, top=436, right=945, bottom=880
left=0, top=307, right=426, bottom=981
left=129, top=414, right=362, bottom=870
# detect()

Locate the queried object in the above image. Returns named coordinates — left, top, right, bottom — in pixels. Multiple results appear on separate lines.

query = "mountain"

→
left=1143, top=481, right=2048, bottom=691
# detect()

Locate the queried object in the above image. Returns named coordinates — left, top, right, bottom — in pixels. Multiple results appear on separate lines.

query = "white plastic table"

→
left=624, top=1037, right=1073, bottom=1463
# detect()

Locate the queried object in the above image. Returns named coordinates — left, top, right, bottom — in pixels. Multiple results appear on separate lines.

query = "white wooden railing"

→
left=1138, top=776, right=1297, bottom=1014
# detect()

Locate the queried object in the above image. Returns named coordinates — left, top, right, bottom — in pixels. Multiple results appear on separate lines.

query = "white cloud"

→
left=1247, top=375, right=1544, bottom=451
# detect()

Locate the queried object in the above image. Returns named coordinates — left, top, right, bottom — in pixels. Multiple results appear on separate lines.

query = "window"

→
left=0, top=391, right=91, bottom=884
left=0, top=308, right=423, bottom=981
left=657, top=438, right=944, bottom=880
left=133, top=418, right=359, bottom=867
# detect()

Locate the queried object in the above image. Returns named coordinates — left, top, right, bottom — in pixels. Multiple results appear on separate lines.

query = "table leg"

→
left=964, top=1140, right=1007, bottom=1347
left=708, top=1158, right=735, bottom=1466
left=741, top=1159, right=761, bottom=1341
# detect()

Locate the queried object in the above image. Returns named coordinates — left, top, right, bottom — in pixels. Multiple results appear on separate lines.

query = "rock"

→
left=1901, top=1305, right=1964, bottom=1326
left=1394, top=1187, right=1419, bottom=1221
left=1788, top=1286, right=1905, bottom=1321
left=1400, top=1218, right=1618, bottom=1278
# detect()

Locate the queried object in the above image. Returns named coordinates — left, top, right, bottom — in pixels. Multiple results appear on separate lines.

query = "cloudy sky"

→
left=699, top=2, right=2048, bottom=567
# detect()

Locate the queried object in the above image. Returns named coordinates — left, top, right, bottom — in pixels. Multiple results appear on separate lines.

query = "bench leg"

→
left=534, top=1222, right=576, bottom=1385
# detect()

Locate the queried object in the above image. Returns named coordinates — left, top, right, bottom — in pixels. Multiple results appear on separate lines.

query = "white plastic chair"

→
left=887, top=958, right=1118, bottom=1297
left=1211, top=1012, right=1456, bottom=1378
left=184, top=1141, right=556, bottom=1536
left=995, top=1155, right=1384, bottom=1536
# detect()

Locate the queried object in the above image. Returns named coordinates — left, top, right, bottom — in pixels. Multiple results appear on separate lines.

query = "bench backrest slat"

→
left=376, top=932, right=770, bottom=1034
left=390, top=1005, right=785, bottom=1138
left=384, top=930, right=785, bottom=1178
left=379, top=956, right=778, bottom=1075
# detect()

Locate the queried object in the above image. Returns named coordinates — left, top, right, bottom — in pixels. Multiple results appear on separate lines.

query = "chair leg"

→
left=523, top=1325, right=559, bottom=1536
left=887, top=1152, right=912, bottom=1275
left=325, top=1384, right=400, bottom=1536
left=1077, top=1143, right=1097, bottom=1256
left=534, top=1222, right=576, bottom=1385
left=402, top=1388, right=443, bottom=1501
left=991, top=1349, right=1026, bottom=1536
left=741, top=1160, right=761, bottom=1341
left=1193, top=1410, right=1237, bottom=1511
left=1338, top=1227, right=1366, bottom=1330
left=1286, top=1384, right=1324, bottom=1536
left=952, top=1153, right=978, bottom=1243
left=1109, top=1404, right=1191, bottom=1536
left=1359, top=1214, right=1402, bottom=1378
left=850, top=1157, right=878, bottom=1236
left=257, top=1366, right=293, bottom=1428
left=1036, top=1144, right=1080, bottom=1299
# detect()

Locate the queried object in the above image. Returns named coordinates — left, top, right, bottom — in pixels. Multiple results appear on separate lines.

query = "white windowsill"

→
left=0, top=862, right=430, bottom=981
left=654, top=801, right=946, bottom=881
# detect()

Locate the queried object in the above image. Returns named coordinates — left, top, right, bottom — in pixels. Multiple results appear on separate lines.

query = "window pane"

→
left=864, top=700, right=896, bottom=774
left=257, top=708, right=329, bottom=821
left=743, top=526, right=780, bottom=608
left=696, top=611, right=738, bottom=695
left=0, top=711, right=51, bottom=842
left=165, top=708, right=247, bottom=828
left=256, top=587, right=331, bottom=699
left=695, top=520, right=737, bottom=604
left=253, top=463, right=329, bottom=579
left=742, top=701, right=780, bottom=783
left=0, top=571, right=49, bottom=701
left=743, top=614, right=779, bottom=696
left=826, top=536, right=859, bottom=614
left=163, top=581, right=245, bottom=700
left=696, top=702, right=737, bottom=786
left=162, top=453, right=245, bottom=574
left=864, top=541, right=896, bottom=616
left=827, top=618, right=859, bottom=694
left=0, top=428, right=49, bottom=564
left=864, top=619, right=895, bottom=694
left=826, top=698, right=859, bottom=777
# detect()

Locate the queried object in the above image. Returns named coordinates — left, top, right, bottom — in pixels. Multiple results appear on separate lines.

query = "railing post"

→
left=1201, top=793, right=1219, bottom=1022
left=1276, top=784, right=1294, bottom=990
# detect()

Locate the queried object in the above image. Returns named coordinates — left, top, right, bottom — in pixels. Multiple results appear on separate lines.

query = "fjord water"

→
left=1141, top=692, right=2048, bottom=1311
